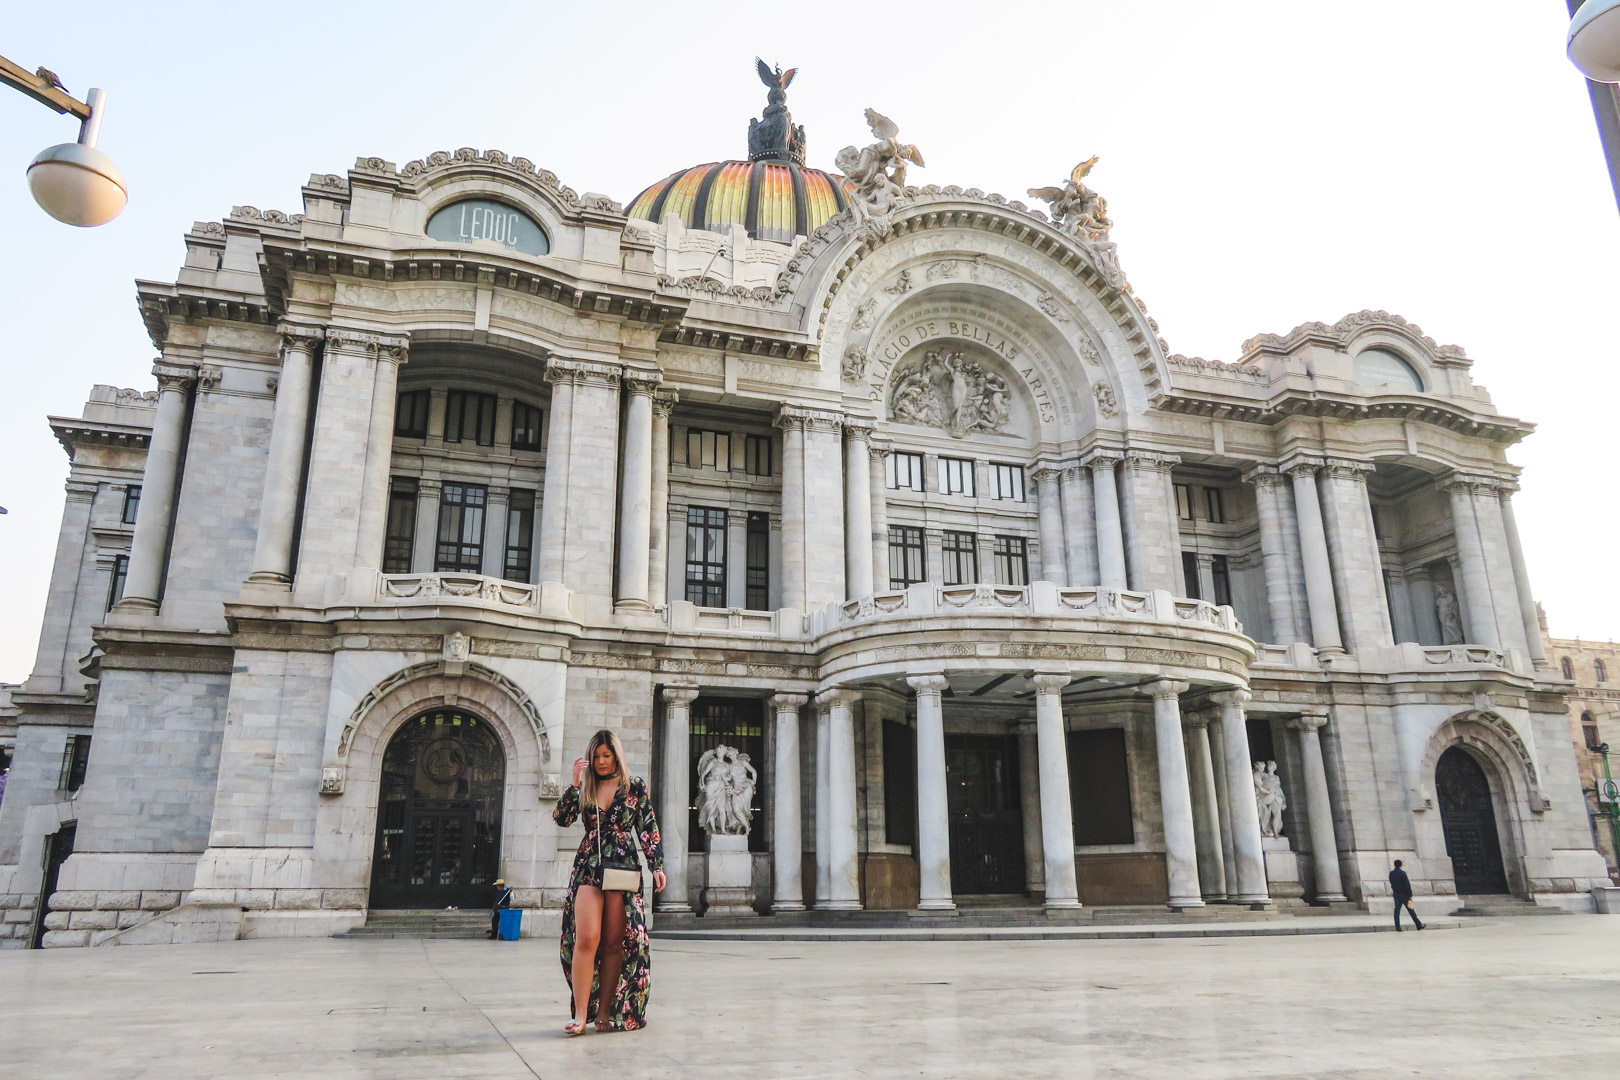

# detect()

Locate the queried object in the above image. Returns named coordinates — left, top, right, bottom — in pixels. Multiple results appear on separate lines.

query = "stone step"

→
left=652, top=902, right=1348, bottom=933
left=1450, top=897, right=1570, bottom=917
left=339, top=910, right=494, bottom=939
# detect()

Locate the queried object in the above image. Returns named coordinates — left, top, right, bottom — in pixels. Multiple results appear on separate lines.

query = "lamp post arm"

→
left=0, top=54, right=92, bottom=121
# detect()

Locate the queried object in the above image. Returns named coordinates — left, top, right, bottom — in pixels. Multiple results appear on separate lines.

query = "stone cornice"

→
left=49, top=417, right=152, bottom=456
left=1240, top=310, right=1468, bottom=365
left=1152, top=391, right=1534, bottom=448
left=136, top=279, right=277, bottom=352
left=325, top=328, right=411, bottom=362
left=658, top=324, right=815, bottom=364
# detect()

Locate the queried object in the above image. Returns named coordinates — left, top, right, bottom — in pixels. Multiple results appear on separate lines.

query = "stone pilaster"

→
left=868, top=439, right=890, bottom=592
left=116, top=362, right=196, bottom=613
left=537, top=362, right=574, bottom=584
left=648, top=392, right=676, bottom=607
left=1319, top=458, right=1392, bottom=651
left=24, top=480, right=98, bottom=693
left=410, top=479, right=442, bottom=573
left=247, top=325, right=321, bottom=587
left=1083, top=450, right=1128, bottom=589
left=1286, top=460, right=1345, bottom=653
left=1059, top=465, right=1097, bottom=587
left=776, top=405, right=845, bottom=610
left=657, top=683, right=699, bottom=913
left=615, top=371, right=662, bottom=611
left=1287, top=710, right=1347, bottom=902
left=1032, top=466, right=1068, bottom=585
left=1243, top=465, right=1303, bottom=644
left=844, top=418, right=876, bottom=600
left=906, top=673, right=955, bottom=912
left=350, top=333, right=409, bottom=570
left=538, top=358, right=622, bottom=598
left=1497, top=487, right=1548, bottom=667
left=775, top=407, right=807, bottom=611
left=1032, top=672, right=1081, bottom=908
left=1445, top=475, right=1500, bottom=649
left=1469, top=477, right=1530, bottom=657
left=1120, top=451, right=1181, bottom=593
left=480, top=489, right=510, bottom=579
left=1150, top=679, right=1203, bottom=909
left=769, top=693, right=808, bottom=912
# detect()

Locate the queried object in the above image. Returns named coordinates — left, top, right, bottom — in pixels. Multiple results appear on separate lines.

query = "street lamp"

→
left=1570, top=0, right=1620, bottom=82
left=0, top=55, right=126, bottom=227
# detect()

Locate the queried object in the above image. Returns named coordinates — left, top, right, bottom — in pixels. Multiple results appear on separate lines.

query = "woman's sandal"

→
left=595, top=1018, right=617, bottom=1033
left=564, top=1019, right=587, bottom=1036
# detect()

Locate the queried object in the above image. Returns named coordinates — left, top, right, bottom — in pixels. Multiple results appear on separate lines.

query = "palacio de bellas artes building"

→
left=0, top=62, right=1609, bottom=951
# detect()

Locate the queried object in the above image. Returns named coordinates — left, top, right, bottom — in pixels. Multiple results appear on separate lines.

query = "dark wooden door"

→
left=30, top=824, right=75, bottom=949
left=1436, top=746, right=1509, bottom=895
left=945, top=734, right=1025, bottom=894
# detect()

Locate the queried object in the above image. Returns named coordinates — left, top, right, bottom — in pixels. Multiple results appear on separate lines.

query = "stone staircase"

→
left=1449, top=895, right=1570, bottom=918
left=339, top=909, right=492, bottom=939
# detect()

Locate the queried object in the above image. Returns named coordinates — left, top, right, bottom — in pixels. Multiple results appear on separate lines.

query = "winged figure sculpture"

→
left=1028, top=156, right=1112, bottom=243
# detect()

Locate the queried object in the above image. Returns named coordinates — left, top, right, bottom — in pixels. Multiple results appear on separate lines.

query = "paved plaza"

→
left=1, top=918, right=1618, bottom=1078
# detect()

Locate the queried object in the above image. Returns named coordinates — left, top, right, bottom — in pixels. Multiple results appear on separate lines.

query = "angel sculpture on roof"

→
left=835, top=109, right=926, bottom=228
left=1028, top=156, right=1114, bottom=244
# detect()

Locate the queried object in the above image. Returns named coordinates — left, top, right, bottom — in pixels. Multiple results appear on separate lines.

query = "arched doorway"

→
left=1435, top=746, right=1509, bottom=894
left=370, top=707, right=505, bottom=909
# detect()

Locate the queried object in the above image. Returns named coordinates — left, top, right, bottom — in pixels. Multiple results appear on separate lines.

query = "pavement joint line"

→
left=417, top=938, right=543, bottom=1079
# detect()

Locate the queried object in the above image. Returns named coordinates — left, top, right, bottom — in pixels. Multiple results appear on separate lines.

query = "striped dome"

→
left=627, top=160, right=852, bottom=244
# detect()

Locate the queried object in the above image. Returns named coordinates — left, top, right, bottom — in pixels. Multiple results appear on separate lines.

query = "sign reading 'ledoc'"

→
left=426, top=199, right=550, bottom=256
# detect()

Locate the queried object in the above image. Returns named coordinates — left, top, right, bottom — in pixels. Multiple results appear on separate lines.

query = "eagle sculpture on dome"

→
left=749, top=58, right=806, bottom=165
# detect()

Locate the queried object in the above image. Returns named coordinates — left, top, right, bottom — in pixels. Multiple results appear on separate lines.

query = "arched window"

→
left=1583, top=712, right=1603, bottom=751
left=1597, top=659, right=1609, bottom=683
left=1353, top=348, right=1424, bottom=392
left=1561, top=656, right=1575, bottom=680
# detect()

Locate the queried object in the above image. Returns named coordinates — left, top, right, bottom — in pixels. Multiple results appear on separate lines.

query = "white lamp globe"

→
left=26, top=142, right=127, bottom=227
left=1569, top=0, right=1620, bottom=83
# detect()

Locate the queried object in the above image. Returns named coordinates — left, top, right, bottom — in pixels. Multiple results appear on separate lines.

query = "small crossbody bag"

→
left=593, top=800, right=642, bottom=893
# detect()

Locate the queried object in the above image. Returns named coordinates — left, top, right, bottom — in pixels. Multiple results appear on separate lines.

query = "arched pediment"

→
left=335, top=659, right=552, bottom=766
left=351, top=147, right=617, bottom=235
left=1419, top=709, right=1549, bottom=814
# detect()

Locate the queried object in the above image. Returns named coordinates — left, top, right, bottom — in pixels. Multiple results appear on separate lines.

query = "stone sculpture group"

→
left=835, top=108, right=925, bottom=230
left=888, top=349, right=1012, bottom=437
left=1253, top=760, right=1287, bottom=838
left=696, top=745, right=759, bottom=836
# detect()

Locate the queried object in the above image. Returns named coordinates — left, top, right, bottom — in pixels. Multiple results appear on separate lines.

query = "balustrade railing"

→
left=820, top=582, right=1242, bottom=635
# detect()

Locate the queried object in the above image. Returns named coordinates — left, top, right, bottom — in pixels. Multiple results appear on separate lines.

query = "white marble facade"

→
left=0, top=93, right=1610, bottom=949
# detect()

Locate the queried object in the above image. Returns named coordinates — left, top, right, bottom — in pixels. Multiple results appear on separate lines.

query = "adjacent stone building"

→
left=1542, top=621, right=1620, bottom=878
left=0, top=72, right=1608, bottom=948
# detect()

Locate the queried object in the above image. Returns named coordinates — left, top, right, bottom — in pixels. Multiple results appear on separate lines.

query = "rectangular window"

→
left=504, top=490, right=536, bottom=582
left=685, top=506, right=728, bottom=607
left=1211, top=554, right=1231, bottom=607
left=1175, top=483, right=1194, bottom=520
left=105, top=554, right=128, bottom=612
left=993, top=535, right=1028, bottom=586
left=510, top=400, right=543, bottom=451
left=58, top=734, right=92, bottom=795
left=938, top=457, right=976, bottom=496
left=685, top=429, right=731, bottom=472
left=1067, top=728, right=1134, bottom=845
left=745, top=511, right=769, bottom=610
left=395, top=390, right=430, bottom=438
left=1584, top=715, right=1604, bottom=751
left=443, top=390, right=497, bottom=446
left=434, top=483, right=486, bottom=573
left=120, top=485, right=141, bottom=525
left=1182, top=552, right=1201, bottom=599
left=990, top=463, right=1025, bottom=502
left=942, top=531, right=978, bottom=586
left=883, top=719, right=918, bottom=846
left=889, top=526, right=926, bottom=588
left=383, top=478, right=418, bottom=573
left=887, top=451, right=925, bottom=492
left=744, top=434, right=773, bottom=477
left=1205, top=487, right=1224, bottom=524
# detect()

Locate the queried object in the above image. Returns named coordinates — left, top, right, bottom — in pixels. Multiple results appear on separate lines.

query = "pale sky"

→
left=2, top=0, right=1617, bottom=682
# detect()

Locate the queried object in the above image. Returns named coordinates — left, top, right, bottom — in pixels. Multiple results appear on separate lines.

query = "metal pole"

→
left=77, top=88, right=106, bottom=148
left=1603, top=745, right=1620, bottom=871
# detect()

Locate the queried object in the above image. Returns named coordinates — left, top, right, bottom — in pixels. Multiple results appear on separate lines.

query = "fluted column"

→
left=658, top=683, right=699, bottom=912
left=1209, top=716, right=1239, bottom=901
left=823, top=688, right=862, bottom=910
left=1059, top=465, right=1097, bottom=587
left=248, top=326, right=321, bottom=586
left=776, top=408, right=807, bottom=611
left=1150, top=680, right=1203, bottom=909
left=352, top=336, right=409, bottom=569
left=537, top=362, right=575, bottom=584
left=116, top=363, right=196, bottom=613
left=907, top=673, right=955, bottom=911
left=1033, top=466, right=1068, bottom=585
left=1184, top=713, right=1227, bottom=901
left=1287, top=461, right=1345, bottom=653
left=868, top=440, right=890, bottom=592
left=1446, top=475, right=1500, bottom=648
left=1085, top=450, right=1128, bottom=588
left=814, top=695, right=831, bottom=905
left=844, top=418, right=875, bottom=599
left=648, top=392, right=676, bottom=607
left=1288, top=710, right=1346, bottom=902
left=410, top=479, right=441, bottom=573
left=615, top=371, right=661, bottom=611
left=1212, top=688, right=1269, bottom=904
left=1498, top=488, right=1548, bottom=667
left=1032, top=672, right=1081, bottom=908
left=770, top=692, right=808, bottom=912
left=1244, top=465, right=1302, bottom=644
left=480, top=489, right=510, bottom=578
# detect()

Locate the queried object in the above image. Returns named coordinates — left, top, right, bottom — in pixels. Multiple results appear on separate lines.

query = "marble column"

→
left=1195, top=554, right=1218, bottom=606
left=1245, top=466, right=1302, bottom=644
left=1288, top=710, right=1347, bottom=902
left=1059, top=465, right=1098, bottom=587
left=770, top=693, right=808, bottom=912
left=1033, top=467, right=1068, bottom=585
left=1120, top=452, right=1181, bottom=592
left=823, top=688, right=862, bottom=910
left=1085, top=451, right=1128, bottom=589
left=1209, top=716, right=1239, bottom=902
left=352, top=337, right=408, bottom=569
left=479, top=489, right=510, bottom=579
left=1212, top=688, right=1269, bottom=904
left=657, top=683, right=699, bottom=912
left=1032, top=672, right=1081, bottom=908
left=247, top=327, right=320, bottom=586
left=1446, top=476, right=1500, bottom=648
left=1498, top=489, right=1548, bottom=667
left=907, top=674, right=955, bottom=911
left=1016, top=720, right=1045, bottom=896
left=1287, top=461, right=1345, bottom=653
left=1184, top=713, right=1227, bottom=901
left=410, top=479, right=442, bottom=573
left=776, top=409, right=807, bottom=611
left=1386, top=568, right=1419, bottom=645
left=1319, top=459, right=1393, bottom=651
left=116, top=363, right=195, bottom=613
left=725, top=513, right=748, bottom=609
left=814, top=695, right=831, bottom=906
left=1407, top=565, right=1442, bottom=645
left=868, top=440, right=890, bottom=592
left=537, top=362, right=575, bottom=584
left=844, top=418, right=875, bottom=600
left=648, top=392, right=676, bottom=607
left=1471, top=479, right=1530, bottom=657
left=615, top=372, right=661, bottom=611
left=1150, top=680, right=1203, bottom=909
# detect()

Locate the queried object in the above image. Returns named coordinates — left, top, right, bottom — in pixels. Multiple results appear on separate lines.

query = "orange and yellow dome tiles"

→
left=627, top=160, right=852, bottom=244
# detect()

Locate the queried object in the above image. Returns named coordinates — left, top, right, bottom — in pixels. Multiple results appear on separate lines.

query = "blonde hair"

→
left=582, top=728, right=631, bottom=802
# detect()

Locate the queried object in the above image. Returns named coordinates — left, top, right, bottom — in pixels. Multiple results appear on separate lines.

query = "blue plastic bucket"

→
left=497, top=907, right=522, bottom=941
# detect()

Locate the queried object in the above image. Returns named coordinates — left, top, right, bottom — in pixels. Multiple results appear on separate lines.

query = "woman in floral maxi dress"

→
left=552, top=728, right=665, bottom=1034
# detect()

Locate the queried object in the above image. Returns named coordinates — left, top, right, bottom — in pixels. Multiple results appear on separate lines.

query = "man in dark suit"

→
left=1390, top=860, right=1425, bottom=931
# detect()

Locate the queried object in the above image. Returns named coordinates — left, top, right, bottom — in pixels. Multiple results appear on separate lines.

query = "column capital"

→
left=1081, top=447, right=1124, bottom=470
left=545, top=356, right=622, bottom=387
left=906, top=673, right=949, bottom=696
left=152, top=361, right=199, bottom=392
left=1147, top=678, right=1190, bottom=701
left=662, top=682, right=700, bottom=706
left=652, top=391, right=679, bottom=420
left=1283, top=455, right=1325, bottom=479
left=820, top=686, right=862, bottom=708
left=485, top=487, right=511, bottom=507
left=1286, top=710, right=1329, bottom=733
left=768, top=692, right=808, bottom=711
left=867, top=436, right=892, bottom=459
left=843, top=415, right=878, bottom=439
left=276, top=322, right=325, bottom=352
left=417, top=477, right=443, bottom=498
left=775, top=404, right=844, bottom=434
left=1122, top=449, right=1180, bottom=472
left=1209, top=687, right=1252, bottom=708
left=1445, top=470, right=1504, bottom=496
left=64, top=479, right=99, bottom=504
left=1321, top=456, right=1374, bottom=480
left=1030, top=671, right=1072, bottom=695
left=622, top=368, right=664, bottom=396
left=326, top=327, right=410, bottom=363
left=1241, top=463, right=1287, bottom=488
left=1181, top=710, right=1212, bottom=729
left=1061, top=463, right=1086, bottom=483
left=1030, top=465, right=1064, bottom=486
